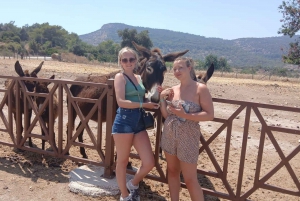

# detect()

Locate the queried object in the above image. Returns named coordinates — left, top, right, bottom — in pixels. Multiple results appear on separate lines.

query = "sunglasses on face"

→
left=121, top=57, right=136, bottom=63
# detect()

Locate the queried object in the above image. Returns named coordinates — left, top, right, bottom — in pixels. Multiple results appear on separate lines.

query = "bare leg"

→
left=113, top=133, right=134, bottom=198
left=180, top=161, right=204, bottom=201
left=131, top=130, right=155, bottom=185
left=164, top=152, right=181, bottom=201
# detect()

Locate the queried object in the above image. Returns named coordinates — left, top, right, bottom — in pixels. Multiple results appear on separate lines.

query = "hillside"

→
left=79, top=23, right=297, bottom=67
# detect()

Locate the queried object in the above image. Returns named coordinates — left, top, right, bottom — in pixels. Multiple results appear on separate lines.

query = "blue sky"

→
left=0, top=0, right=286, bottom=40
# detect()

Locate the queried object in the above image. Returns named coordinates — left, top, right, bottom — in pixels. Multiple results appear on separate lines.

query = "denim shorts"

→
left=112, top=107, right=145, bottom=134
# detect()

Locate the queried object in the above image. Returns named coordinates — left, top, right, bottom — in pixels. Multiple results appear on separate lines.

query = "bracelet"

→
left=139, top=102, right=143, bottom=108
left=160, top=98, right=165, bottom=103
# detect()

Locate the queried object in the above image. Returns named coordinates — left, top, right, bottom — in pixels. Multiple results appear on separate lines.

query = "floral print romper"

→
left=161, top=100, right=202, bottom=164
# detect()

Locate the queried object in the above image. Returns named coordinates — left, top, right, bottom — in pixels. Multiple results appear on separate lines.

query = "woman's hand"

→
left=160, top=88, right=174, bottom=100
left=157, top=85, right=163, bottom=93
left=143, top=102, right=160, bottom=109
left=168, top=104, right=185, bottom=117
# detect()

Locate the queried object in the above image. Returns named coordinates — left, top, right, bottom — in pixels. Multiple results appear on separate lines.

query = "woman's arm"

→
left=169, top=84, right=214, bottom=121
left=159, top=87, right=174, bottom=119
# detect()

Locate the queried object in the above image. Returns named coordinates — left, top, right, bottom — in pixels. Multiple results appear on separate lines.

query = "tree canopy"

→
left=195, top=54, right=231, bottom=72
left=0, top=22, right=123, bottom=62
left=278, top=0, right=300, bottom=66
left=117, top=28, right=153, bottom=49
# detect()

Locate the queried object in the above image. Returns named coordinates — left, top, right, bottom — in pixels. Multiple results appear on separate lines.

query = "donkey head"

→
left=15, top=60, right=44, bottom=92
left=197, top=63, right=215, bottom=84
left=33, top=74, right=55, bottom=111
left=132, top=41, right=189, bottom=103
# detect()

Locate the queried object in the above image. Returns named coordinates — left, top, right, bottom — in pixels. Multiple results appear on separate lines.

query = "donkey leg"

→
left=65, top=125, right=70, bottom=156
left=13, top=112, right=24, bottom=144
left=41, top=127, right=45, bottom=150
left=76, top=122, right=88, bottom=158
left=28, top=111, right=33, bottom=147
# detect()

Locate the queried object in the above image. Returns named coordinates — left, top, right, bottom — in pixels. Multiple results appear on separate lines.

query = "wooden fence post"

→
left=103, top=79, right=116, bottom=178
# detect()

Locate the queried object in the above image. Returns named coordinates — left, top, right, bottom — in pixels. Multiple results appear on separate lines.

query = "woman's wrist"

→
left=140, top=102, right=143, bottom=108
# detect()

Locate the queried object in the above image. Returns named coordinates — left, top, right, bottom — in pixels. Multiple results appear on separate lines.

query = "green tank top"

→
left=124, top=75, right=145, bottom=102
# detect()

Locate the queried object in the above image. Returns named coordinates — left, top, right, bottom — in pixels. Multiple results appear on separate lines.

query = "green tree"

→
left=118, top=28, right=152, bottom=49
left=135, top=30, right=153, bottom=49
left=29, top=40, right=39, bottom=54
left=96, top=40, right=120, bottom=62
left=218, top=57, right=231, bottom=72
left=275, top=67, right=288, bottom=77
left=194, top=59, right=205, bottom=70
left=278, top=0, right=300, bottom=66
left=20, top=28, right=29, bottom=41
left=204, top=54, right=218, bottom=69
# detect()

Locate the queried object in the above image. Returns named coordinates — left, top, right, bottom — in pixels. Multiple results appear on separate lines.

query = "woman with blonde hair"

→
left=112, top=47, right=161, bottom=201
left=160, top=57, right=214, bottom=201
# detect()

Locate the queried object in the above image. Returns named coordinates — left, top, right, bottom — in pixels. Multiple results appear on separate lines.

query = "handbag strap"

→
left=123, top=73, right=138, bottom=91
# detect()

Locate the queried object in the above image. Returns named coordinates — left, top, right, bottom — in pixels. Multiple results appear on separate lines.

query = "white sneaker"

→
left=120, top=194, right=133, bottom=201
left=126, top=180, right=140, bottom=201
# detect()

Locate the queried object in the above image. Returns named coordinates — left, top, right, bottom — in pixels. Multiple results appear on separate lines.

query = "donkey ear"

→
left=47, top=75, right=55, bottom=86
left=206, top=63, right=215, bottom=81
left=132, top=41, right=151, bottom=59
left=31, top=61, right=44, bottom=76
left=15, top=61, right=25, bottom=77
left=31, top=72, right=37, bottom=84
left=162, top=50, right=189, bottom=62
left=202, top=63, right=215, bottom=83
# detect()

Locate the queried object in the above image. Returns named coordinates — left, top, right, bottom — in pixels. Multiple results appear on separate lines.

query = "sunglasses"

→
left=121, top=57, right=136, bottom=63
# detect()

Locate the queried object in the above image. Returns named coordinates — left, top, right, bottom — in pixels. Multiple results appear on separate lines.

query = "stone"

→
left=69, top=165, right=134, bottom=197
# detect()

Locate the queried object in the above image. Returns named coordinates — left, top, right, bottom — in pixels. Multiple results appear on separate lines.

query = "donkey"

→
left=67, top=42, right=189, bottom=158
left=5, top=61, right=44, bottom=147
left=33, top=75, right=58, bottom=150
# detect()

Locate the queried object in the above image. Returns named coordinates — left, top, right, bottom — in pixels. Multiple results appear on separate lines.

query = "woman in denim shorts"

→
left=112, top=47, right=161, bottom=201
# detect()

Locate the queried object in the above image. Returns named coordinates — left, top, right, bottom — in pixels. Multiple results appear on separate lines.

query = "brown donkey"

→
left=33, top=75, right=58, bottom=150
left=5, top=61, right=44, bottom=147
left=67, top=42, right=189, bottom=158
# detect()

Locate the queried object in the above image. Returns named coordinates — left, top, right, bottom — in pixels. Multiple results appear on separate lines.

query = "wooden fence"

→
left=0, top=76, right=299, bottom=200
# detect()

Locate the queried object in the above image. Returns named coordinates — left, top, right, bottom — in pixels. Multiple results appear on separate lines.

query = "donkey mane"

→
left=151, top=48, right=163, bottom=56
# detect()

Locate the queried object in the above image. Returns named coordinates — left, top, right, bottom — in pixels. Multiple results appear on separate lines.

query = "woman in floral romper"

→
left=159, top=57, right=214, bottom=201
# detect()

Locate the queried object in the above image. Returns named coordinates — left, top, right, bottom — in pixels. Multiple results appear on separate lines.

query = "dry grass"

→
left=197, top=70, right=300, bottom=83
left=60, top=52, right=118, bottom=68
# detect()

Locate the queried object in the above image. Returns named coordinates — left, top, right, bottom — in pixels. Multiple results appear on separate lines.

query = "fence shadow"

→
left=0, top=149, right=69, bottom=183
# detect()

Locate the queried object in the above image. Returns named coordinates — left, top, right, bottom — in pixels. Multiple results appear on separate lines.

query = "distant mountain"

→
left=79, top=23, right=297, bottom=67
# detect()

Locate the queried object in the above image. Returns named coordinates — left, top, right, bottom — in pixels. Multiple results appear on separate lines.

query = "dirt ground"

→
left=0, top=59, right=299, bottom=201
